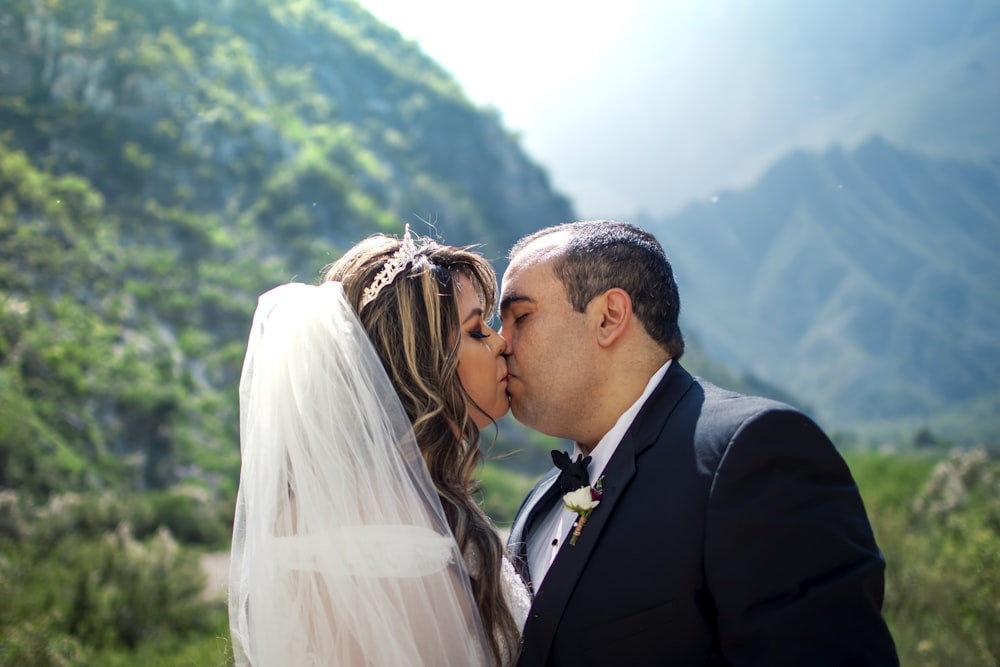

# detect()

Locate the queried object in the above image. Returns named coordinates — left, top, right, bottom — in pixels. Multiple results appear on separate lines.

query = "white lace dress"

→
left=464, top=546, right=533, bottom=665
left=500, top=554, right=532, bottom=632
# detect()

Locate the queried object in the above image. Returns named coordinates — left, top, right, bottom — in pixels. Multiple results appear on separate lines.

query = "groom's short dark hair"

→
left=510, top=220, right=684, bottom=359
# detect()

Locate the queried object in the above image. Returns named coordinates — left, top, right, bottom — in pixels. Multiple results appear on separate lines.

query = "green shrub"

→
left=90, top=608, right=234, bottom=667
left=0, top=612, right=89, bottom=667
left=848, top=449, right=1000, bottom=666
left=149, top=485, right=231, bottom=547
left=476, top=461, right=534, bottom=529
left=1, top=491, right=219, bottom=657
left=59, top=524, right=211, bottom=649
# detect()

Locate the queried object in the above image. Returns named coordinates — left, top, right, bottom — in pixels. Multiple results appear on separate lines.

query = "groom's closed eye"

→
left=499, top=295, right=534, bottom=324
left=499, top=294, right=532, bottom=314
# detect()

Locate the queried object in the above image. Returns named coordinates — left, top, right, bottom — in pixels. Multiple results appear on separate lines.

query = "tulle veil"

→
left=229, top=282, right=490, bottom=666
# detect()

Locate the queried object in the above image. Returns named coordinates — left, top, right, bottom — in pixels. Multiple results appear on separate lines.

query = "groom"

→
left=500, top=221, right=898, bottom=665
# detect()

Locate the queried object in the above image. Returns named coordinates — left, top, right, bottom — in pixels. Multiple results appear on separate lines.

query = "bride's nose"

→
left=492, top=330, right=510, bottom=356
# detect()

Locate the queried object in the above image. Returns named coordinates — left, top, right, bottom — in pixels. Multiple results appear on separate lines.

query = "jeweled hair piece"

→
left=359, top=225, right=419, bottom=309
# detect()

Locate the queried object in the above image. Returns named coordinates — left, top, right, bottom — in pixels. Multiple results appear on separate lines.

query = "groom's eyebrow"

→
left=499, top=293, right=533, bottom=314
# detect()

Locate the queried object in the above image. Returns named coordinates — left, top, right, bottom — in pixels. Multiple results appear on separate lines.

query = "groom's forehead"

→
left=503, top=234, right=568, bottom=287
left=501, top=256, right=556, bottom=295
left=516, top=231, right=569, bottom=261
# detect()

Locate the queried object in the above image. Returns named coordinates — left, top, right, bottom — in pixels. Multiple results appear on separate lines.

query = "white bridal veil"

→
left=229, top=282, right=490, bottom=666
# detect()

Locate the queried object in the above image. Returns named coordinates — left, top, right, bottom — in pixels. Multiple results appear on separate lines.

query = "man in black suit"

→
left=500, top=220, right=897, bottom=666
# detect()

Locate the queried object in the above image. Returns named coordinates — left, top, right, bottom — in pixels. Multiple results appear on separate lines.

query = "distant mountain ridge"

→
left=561, top=0, right=1000, bottom=219
left=760, top=0, right=1000, bottom=163
left=645, top=137, right=1000, bottom=442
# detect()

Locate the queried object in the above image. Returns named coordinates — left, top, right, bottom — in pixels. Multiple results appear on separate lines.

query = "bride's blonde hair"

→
left=323, top=232, right=518, bottom=666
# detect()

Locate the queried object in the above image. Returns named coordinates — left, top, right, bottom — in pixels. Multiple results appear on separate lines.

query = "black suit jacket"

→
left=508, top=362, right=898, bottom=666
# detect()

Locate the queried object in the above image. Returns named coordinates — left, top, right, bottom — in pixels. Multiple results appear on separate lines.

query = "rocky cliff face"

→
left=2, top=0, right=573, bottom=251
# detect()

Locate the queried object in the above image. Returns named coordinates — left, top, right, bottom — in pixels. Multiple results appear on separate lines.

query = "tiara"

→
left=360, top=225, right=419, bottom=309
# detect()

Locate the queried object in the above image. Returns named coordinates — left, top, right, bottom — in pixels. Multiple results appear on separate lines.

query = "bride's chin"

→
left=471, top=406, right=510, bottom=429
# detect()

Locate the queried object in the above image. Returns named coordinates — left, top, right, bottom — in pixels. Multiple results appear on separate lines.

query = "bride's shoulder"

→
left=500, top=554, right=532, bottom=631
left=461, top=543, right=531, bottom=629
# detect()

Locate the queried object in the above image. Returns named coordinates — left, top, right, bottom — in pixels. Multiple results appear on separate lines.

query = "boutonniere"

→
left=551, top=450, right=604, bottom=546
left=563, top=476, right=603, bottom=546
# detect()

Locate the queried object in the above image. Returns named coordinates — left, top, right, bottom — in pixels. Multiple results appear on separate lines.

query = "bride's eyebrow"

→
left=462, top=308, right=484, bottom=324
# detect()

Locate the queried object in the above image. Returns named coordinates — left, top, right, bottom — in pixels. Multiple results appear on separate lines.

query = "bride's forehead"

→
left=454, top=273, right=485, bottom=306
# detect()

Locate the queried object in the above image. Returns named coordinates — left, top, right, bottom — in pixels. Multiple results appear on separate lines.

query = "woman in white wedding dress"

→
left=229, top=228, right=530, bottom=667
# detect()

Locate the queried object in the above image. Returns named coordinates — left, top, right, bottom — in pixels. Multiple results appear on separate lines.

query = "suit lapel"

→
left=519, top=362, right=696, bottom=665
left=517, top=437, right=638, bottom=664
left=508, top=468, right=562, bottom=590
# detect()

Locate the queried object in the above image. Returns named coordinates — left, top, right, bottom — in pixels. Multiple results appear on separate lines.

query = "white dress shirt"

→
left=526, top=360, right=672, bottom=589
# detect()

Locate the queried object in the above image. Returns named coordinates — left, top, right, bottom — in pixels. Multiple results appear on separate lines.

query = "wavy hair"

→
left=322, top=233, right=518, bottom=666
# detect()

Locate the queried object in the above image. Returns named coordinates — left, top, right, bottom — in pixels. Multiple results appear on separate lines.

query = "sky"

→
left=355, top=1, right=990, bottom=220
left=356, top=1, right=734, bottom=219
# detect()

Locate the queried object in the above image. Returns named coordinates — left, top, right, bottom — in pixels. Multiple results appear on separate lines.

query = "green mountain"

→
left=0, top=0, right=577, bottom=497
left=643, top=137, right=1000, bottom=444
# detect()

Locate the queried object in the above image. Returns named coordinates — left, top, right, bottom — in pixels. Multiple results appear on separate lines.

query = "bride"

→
left=229, top=227, right=530, bottom=666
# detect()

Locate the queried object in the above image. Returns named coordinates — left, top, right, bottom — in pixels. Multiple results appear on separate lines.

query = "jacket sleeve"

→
left=704, top=407, right=899, bottom=666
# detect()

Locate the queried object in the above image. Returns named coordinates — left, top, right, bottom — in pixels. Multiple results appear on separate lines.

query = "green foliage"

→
left=847, top=450, right=1000, bottom=666
left=844, top=449, right=938, bottom=509
left=89, top=614, right=234, bottom=667
left=0, top=613, right=90, bottom=667
left=146, top=485, right=233, bottom=548
left=0, top=371, right=86, bottom=497
left=0, top=491, right=226, bottom=665
left=476, top=461, right=534, bottom=529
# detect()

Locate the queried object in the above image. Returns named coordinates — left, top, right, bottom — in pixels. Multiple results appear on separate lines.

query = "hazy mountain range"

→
left=642, top=138, right=1000, bottom=444
left=583, top=0, right=1000, bottom=445
left=554, top=0, right=1000, bottom=219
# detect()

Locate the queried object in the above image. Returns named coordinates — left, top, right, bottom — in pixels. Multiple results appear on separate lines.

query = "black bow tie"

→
left=551, top=450, right=592, bottom=494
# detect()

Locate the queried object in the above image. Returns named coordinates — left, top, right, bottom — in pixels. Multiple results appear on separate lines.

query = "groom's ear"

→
left=593, top=288, right=632, bottom=348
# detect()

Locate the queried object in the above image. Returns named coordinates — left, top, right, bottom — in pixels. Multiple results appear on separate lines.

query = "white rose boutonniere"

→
left=562, top=478, right=603, bottom=546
